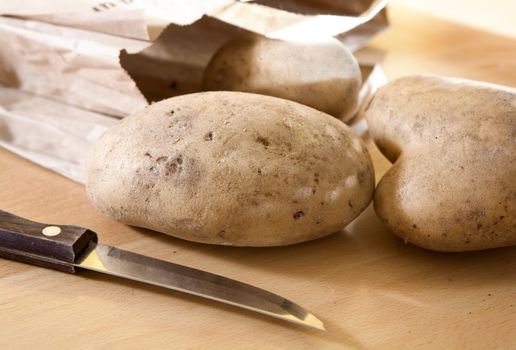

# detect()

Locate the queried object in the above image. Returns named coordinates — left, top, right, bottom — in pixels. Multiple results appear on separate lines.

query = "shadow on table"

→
left=130, top=203, right=516, bottom=288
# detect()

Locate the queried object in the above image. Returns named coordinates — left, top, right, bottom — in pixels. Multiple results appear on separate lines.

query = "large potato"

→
left=86, top=91, right=374, bottom=246
left=365, top=75, right=516, bottom=252
left=202, top=35, right=361, bottom=122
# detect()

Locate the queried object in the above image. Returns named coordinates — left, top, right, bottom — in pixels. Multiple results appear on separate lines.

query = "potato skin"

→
left=202, top=35, right=361, bottom=122
left=365, top=75, right=516, bottom=252
left=86, top=91, right=374, bottom=246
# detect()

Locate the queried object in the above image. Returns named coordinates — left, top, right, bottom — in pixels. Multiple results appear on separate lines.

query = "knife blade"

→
left=0, top=210, right=324, bottom=331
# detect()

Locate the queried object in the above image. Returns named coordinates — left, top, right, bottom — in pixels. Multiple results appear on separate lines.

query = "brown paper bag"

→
left=0, top=0, right=388, bottom=182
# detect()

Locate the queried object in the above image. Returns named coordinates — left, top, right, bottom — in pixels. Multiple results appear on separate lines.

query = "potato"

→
left=365, top=75, right=516, bottom=252
left=86, top=91, right=374, bottom=246
left=202, top=35, right=361, bottom=122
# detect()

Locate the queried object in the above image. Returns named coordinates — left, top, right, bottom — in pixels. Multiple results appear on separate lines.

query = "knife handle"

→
left=0, top=210, right=97, bottom=273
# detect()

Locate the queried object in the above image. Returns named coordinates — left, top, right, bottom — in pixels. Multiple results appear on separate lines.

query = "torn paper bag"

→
left=0, top=0, right=388, bottom=182
left=0, top=0, right=387, bottom=117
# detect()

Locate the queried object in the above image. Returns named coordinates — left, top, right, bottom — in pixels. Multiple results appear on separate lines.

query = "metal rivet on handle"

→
left=42, top=226, right=61, bottom=237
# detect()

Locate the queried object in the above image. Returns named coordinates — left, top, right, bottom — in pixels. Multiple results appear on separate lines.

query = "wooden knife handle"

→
left=0, top=210, right=97, bottom=273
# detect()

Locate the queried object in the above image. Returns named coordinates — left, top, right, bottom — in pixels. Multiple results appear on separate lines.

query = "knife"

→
left=0, top=210, right=324, bottom=330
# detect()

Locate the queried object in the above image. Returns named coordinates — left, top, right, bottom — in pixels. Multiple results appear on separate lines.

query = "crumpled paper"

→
left=0, top=0, right=235, bottom=40
left=0, top=0, right=387, bottom=41
left=0, top=85, right=117, bottom=182
left=0, top=0, right=388, bottom=182
left=0, top=16, right=149, bottom=118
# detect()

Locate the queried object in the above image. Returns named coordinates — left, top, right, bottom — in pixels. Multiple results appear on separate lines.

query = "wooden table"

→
left=1, top=4, right=516, bottom=349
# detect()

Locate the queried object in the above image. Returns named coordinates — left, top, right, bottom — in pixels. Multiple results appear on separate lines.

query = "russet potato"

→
left=86, top=91, right=375, bottom=246
left=203, top=35, right=361, bottom=122
left=365, top=75, right=516, bottom=252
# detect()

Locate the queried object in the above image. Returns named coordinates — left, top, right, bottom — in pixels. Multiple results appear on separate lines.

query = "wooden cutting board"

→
left=1, top=4, right=515, bottom=349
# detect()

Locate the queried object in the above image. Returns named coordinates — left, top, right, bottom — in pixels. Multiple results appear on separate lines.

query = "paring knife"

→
left=0, top=210, right=324, bottom=331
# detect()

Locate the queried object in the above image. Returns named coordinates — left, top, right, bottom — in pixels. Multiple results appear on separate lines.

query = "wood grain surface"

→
left=1, top=4, right=516, bottom=350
